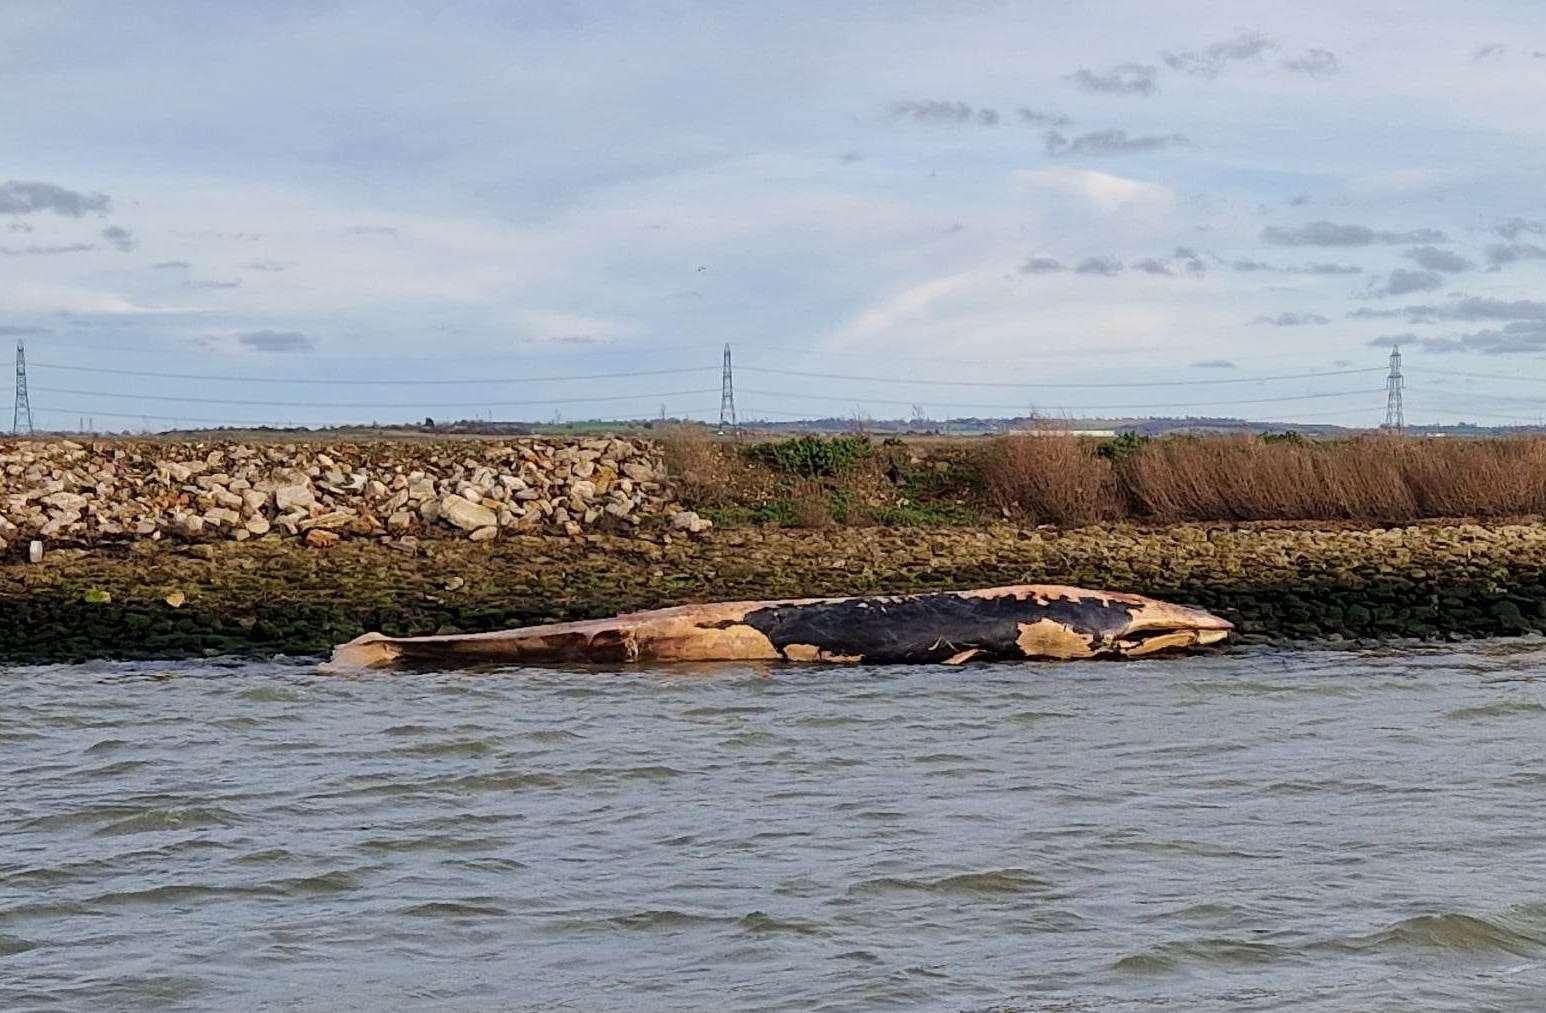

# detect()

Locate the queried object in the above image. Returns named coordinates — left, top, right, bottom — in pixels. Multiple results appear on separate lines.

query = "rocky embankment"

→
left=6, top=514, right=1546, bottom=660
left=0, top=438, right=713, bottom=555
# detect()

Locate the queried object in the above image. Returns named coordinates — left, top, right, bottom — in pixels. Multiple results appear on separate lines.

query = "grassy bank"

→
left=664, top=430, right=1546, bottom=528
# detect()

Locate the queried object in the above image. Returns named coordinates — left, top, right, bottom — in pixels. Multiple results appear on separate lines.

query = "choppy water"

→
left=6, top=645, right=1546, bottom=1010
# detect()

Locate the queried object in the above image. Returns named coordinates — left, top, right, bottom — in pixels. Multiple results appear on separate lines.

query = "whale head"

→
left=1111, top=597, right=1233, bottom=657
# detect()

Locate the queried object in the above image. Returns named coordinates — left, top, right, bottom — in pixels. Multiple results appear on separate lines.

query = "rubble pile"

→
left=0, top=437, right=707, bottom=550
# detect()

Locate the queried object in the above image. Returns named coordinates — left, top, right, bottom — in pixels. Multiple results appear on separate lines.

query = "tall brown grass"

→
left=980, top=433, right=1120, bottom=526
left=1124, top=435, right=1546, bottom=522
left=667, top=430, right=1546, bottom=528
left=977, top=434, right=1546, bottom=525
left=788, top=477, right=837, bottom=528
left=656, top=425, right=733, bottom=506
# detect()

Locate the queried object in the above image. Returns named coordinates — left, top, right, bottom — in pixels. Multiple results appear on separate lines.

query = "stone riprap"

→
left=0, top=438, right=703, bottom=551
left=6, top=518, right=1546, bottom=661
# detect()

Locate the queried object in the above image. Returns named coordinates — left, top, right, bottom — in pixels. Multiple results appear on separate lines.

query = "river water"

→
left=5, top=644, right=1546, bottom=1011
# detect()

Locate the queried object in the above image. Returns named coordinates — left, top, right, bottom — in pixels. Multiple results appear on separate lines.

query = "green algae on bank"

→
left=5, top=520, right=1546, bottom=661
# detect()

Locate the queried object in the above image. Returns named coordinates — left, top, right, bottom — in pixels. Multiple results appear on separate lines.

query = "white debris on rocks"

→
left=669, top=509, right=714, bottom=534
left=0, top=437, right=678, bottom=548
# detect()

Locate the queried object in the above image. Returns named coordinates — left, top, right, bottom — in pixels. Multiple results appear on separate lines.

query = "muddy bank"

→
left=5, top=520, right=1546, bottom=662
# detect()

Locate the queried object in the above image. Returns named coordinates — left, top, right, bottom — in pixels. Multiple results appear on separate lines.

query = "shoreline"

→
left=6, top=519, right=1546, bottom=662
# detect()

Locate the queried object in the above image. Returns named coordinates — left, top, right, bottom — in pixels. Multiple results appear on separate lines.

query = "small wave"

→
left=681, top=705, right=770, bottom=718
left=1006, top=710, right=1074, bottom=724
left=274, top=870, right=361, bottom=895
left=84, top=738, right=130, bottom=754
left=237, top=686, right=306, bottom=703
left=394, top=739, right=495, bottom=758
left=606, top=909, right=732, bottom=931
left=721, top=730, right=785, bottom=747
left=233, top=848, right=293, bottom=864
left=1114, top=839, right=1275, bottom=860
left=441, top=771, right=562, bottom=792
left=1345, top=913, right=1546, bottom=957
left=0, top=933, right=38, bottom=956
left=794, top=715, right=874, bottom=728
left=849, top=868, right=1051, bottom=896
left=577, top=765, right=687, bottom=781
left=445, top=857, right=527, bottom=874
left=737, top=911, right=827, bottom=936
left=403, top=900, right=509, bottom=918
left=1446, top=700, right=1546, bottom=721
left=94, top=806, right=243, bottom=836
left=89, top=883, right=267, bottom=906
left=1113, top=937, right=1287, bottom=973
left=527, top=728, right=582, bottom=743
left=360, top=834, right=508, bottom=855
left=82, top=759, right=152, bottom=777
left=830, top=949, right=883, bottom=963
left=383, top=723, right=435, bottom=736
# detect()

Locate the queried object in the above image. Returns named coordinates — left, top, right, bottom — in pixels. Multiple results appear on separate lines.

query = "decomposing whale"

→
left=328, top=584, right=1231, bottom=669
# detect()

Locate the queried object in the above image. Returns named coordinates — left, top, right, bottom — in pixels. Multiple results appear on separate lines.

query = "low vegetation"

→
left=663, top=428, right=1546, bottom=528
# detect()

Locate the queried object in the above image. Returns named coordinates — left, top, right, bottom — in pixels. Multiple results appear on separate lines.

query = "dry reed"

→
left=979, top=433, right=1120, bottom=526
left=655, top=425, right=733, bottom=506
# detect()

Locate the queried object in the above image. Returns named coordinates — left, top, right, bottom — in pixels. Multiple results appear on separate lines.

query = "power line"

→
left=26, top=385, right=720, bottom=410
left=736, top=387, right=1386, bottom=412
left=28, top=404, right=725, bottom=428
left=737, top=365, right=1386, bottom=390
left=738, top=404, right=1381, bottom=422
left=1407, top=367, right=1546, bottom=386
left=1408, top=386, right=1546, bottom=407
left=28, top=361, right=718, bottom=386
left=25, top=359, right=1386, bottom=389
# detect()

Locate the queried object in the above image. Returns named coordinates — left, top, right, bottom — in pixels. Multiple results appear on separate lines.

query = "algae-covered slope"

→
left=5, top=521, right=1546, bottom=662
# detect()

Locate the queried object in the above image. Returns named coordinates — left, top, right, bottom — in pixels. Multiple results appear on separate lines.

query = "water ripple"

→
left=5, top=643, right=1546, bottom=1009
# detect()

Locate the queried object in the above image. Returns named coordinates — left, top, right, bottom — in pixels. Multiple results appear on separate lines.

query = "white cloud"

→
left=1013, top=168, right=1174, bottom=213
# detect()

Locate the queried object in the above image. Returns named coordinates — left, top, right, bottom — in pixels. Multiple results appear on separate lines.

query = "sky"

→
left=6, top=0, right=1546, bottom=428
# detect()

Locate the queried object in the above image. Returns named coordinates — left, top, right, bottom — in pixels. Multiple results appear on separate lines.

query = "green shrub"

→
left=746, top=435, right=873, bottom=477
left=1262, top=430, right=1307, bottom=444
left=1096, top=431, right=1148, bottom=463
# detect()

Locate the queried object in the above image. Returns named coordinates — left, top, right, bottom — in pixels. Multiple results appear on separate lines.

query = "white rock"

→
left=439, top=494, right=498, bottom=531
left=621, top=461, right=654, bottom=483
left=41, top=491, right=88, bottom=512
left=274, top=483, right=315, bottom=511
left=671, top=510, right=713, bottom=534
left=204, top=507, right=242, bottom=527
left=299, top=510, right=354, bottom=531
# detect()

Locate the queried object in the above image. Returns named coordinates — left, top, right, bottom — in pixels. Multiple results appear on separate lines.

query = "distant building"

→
left=1006, top=426, right=1119, bottom=438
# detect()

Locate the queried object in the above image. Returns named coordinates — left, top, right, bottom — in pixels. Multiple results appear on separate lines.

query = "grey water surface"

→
left=6, top=644, right=1546, bottom=1011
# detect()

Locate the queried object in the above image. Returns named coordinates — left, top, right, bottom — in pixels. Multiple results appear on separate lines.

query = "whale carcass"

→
left=329, top=584, right=1231, bottom=669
